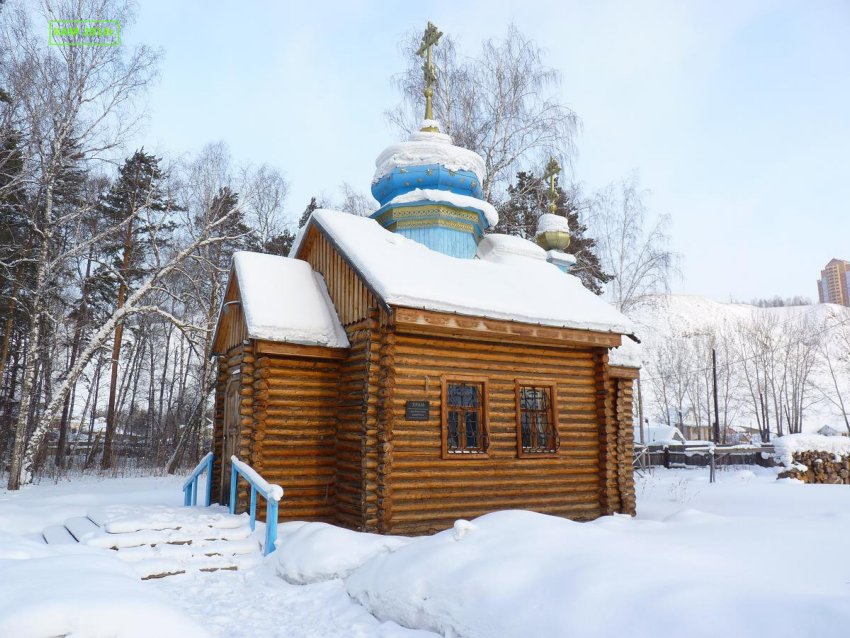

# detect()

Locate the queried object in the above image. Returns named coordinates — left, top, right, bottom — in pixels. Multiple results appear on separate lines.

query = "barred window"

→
left=517, top=384, right=558, bottom=455
left=442, top=378, right=488, bottom=456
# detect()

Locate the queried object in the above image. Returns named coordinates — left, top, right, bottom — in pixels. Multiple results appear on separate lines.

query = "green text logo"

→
left=49, top=20, right=121, bottom=47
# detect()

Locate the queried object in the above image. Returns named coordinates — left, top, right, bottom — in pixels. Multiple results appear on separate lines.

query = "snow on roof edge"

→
left=231, top=251, right=349, bottom=349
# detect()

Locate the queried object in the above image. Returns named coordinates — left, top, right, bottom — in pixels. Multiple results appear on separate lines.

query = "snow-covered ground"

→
left=2, top=468, right=850, bottom=637
left=0, top=475, right=428, bottom=638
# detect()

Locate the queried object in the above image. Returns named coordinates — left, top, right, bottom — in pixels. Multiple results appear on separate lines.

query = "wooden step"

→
left=42, top=525, right=77, bottom=545
left=130, top=552, right=262, bottom=579
left=64, top=516, right=101, bottom=543
left=76, top=523, right=253, bottom=550
left=42, top=505, right=266, bottom=580
left=115, top=537, right=260, bottom=562
left=88, top=504, right=247, bottom=534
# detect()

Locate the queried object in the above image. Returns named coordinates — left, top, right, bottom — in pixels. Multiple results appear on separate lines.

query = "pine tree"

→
left=496, top=171, right=611, bottom=294
left=202, top=186, right=250, bottom=271
left=298, top=196, right=320, bottom=229
left=0, top=131, right=29, bottom=457
left=255, top=197, right=319, bottom=258
left=97, top=149, right=178, bottom=469
left=262, top=230, right=295, bottom=257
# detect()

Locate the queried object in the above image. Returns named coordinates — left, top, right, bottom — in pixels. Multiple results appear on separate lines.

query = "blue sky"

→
left=120, top=0, right=850, bottom=302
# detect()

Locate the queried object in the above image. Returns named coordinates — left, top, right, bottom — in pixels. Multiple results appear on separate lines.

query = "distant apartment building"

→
left=817, top=258, right=850, bottom=306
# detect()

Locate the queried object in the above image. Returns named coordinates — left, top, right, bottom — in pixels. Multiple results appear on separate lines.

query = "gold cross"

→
left=417, top=22, right=443, bottom=127
left=543, top=157, right=561, bottom=214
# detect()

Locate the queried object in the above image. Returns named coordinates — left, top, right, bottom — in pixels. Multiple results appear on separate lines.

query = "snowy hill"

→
left=628, top=294, right=850, bottom=435
left=630, top=294, right=843, bottom=340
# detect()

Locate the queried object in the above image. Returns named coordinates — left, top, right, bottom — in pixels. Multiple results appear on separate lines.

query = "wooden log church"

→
left=210, top=24, right=640, bottom=535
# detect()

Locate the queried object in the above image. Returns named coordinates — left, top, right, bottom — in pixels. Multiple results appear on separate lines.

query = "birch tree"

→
left=241, top=163, right=289, bottom=248
left=12, top=204, right=247, bottom=486
left=817, top=311, right=850, bottom=433
left=589, top=175, right=677, bottom=313
left=0, top=0, right=158, bottom=488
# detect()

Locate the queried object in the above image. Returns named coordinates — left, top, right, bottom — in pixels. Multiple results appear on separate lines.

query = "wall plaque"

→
left=405, top=400, right=430, bottom=421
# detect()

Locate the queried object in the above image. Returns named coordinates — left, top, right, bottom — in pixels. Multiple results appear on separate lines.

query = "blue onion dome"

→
left=368, top=121, right=498, bottom=259
left=371, top=120, right=487, bottom=206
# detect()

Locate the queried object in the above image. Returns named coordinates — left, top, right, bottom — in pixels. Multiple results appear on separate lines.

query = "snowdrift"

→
left=279, top=505, right=850, bottom=638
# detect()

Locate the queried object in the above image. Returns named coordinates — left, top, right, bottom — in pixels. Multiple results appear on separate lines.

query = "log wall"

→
left=211, top=358, right=227, bottom=504
left=334, top=316, right=374, bottom=529
left=252, top=352, right=341, bottom=522
left=609, top=367, right=638, bottom=516
left=362, top=312, right=383, bottom=531
left=210, top=342, right=256, bottom=508
left=213, top=329, right=639, bottom=530
left=384, top=330, right=609, bottom=535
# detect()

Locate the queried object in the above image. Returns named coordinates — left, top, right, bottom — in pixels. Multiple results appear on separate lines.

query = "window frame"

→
left=514, top=379, right=560, bottom=458
left=440, top=375, right=490, bottom=459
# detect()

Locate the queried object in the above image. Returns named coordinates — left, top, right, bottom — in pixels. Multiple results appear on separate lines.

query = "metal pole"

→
left=709, top=449, right=716, bottom=484
left=204, top=454, right=213, bottom=507
left=229, top=464, right=237, bottom=515
left=265, top=499, right=279, bottom=556
left=637, top=377, right=646, bottom=446
left=712, top=348, right=721, bottom=444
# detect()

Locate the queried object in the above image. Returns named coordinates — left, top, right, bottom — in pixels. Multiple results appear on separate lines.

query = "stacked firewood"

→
left=778, top=451, right=850, bottom=484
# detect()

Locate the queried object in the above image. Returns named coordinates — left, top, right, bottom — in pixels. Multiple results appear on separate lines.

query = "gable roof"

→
left=227, top=251, right=349, bottom=348
left=294, top=209, right=633, bottom=336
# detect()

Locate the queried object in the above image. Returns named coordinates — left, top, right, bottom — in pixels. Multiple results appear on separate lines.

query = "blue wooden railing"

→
left=229, top=455, right=284, bottom=555
left=182, top=452, right=214, bottom=507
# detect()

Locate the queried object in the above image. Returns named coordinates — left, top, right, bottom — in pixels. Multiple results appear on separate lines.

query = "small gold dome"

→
left=536, top=230, right=571, bottom=251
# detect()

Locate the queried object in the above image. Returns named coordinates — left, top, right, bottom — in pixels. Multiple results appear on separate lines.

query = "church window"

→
left=442, top=377, right=489, bottom=457
left=516, top=382, right=558, bottom=456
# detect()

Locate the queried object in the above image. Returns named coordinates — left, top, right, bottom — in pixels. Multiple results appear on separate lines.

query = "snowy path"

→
left=155, top=566, right=434, bottom=638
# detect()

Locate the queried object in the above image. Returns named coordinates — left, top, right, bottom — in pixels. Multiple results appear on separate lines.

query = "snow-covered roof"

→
left=232, top=252, right=349, bottom=348
left=817, top=425, right=846, bottom=437
left=386, top=187, right=499, bottom=228
left=476, top=233, right=546, bottom=263
left=298, top=210, right=633, bottom=335
left=373, top=127, right=486, bottom=185
left=640, top=425, right=686, bottom=446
